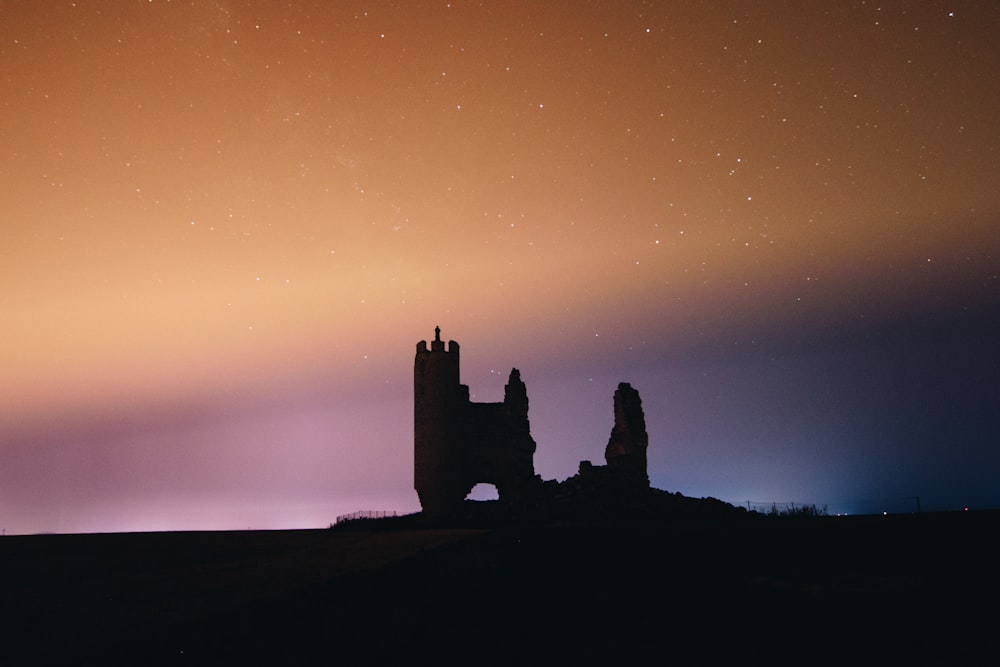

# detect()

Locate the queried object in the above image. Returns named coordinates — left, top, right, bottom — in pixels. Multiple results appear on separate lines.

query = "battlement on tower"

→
left=416, top=326, right=458, bottom=355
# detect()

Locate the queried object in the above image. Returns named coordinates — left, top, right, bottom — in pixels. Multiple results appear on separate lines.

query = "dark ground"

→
left=2, top=511, right=997, bottom=665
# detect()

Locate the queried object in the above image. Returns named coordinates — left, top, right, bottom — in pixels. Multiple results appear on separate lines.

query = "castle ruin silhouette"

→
left=414, top=327, right=650, bottom=517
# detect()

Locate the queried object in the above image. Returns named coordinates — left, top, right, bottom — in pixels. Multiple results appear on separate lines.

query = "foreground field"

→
left=2, top=511, right=997, bottom=664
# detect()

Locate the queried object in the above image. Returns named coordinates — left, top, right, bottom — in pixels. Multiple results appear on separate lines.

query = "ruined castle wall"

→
left=414, top=330, right=537, bottom=515
left=604, top=382, right=649, bottom=486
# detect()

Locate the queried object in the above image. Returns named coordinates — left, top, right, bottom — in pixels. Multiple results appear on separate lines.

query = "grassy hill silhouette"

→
left=2, top=511, right=997, bottom=664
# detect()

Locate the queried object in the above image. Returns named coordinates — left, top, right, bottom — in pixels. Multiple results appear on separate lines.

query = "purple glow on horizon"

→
left=2, top=2, right=998, bottom=534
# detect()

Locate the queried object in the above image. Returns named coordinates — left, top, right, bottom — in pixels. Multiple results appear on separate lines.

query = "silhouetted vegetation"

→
left=766, top=502, right=829, bottom=518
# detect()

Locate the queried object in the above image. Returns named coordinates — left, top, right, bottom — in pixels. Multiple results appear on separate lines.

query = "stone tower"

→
left=413, top=326, right=465, bottom=514
left=413, top=327, right=537, bottom=515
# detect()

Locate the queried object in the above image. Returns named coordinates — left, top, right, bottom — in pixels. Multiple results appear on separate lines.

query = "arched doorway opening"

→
left=466, top=482, right=499, bottom=501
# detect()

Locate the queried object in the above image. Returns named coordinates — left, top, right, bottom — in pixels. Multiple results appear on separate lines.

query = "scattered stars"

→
left=4, top=0, right=999, bottom=531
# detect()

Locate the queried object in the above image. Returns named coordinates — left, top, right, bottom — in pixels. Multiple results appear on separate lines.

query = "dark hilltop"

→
left=3, top=511, right=998, bottom=664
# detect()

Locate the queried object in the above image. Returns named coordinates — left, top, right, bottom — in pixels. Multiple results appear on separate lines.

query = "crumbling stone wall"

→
left=555, top=381, right=651, bottom=509
left=604, top=382, right=650, bottom=486
left=414, top=328, right=537, bottom=515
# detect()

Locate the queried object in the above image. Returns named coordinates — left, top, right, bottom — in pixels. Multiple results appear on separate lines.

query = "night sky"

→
left=2, top=1, right=998, bottom=534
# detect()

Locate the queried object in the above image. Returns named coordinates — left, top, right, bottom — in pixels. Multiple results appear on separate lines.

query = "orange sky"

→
left=2, top=1, right=998, bottom=533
